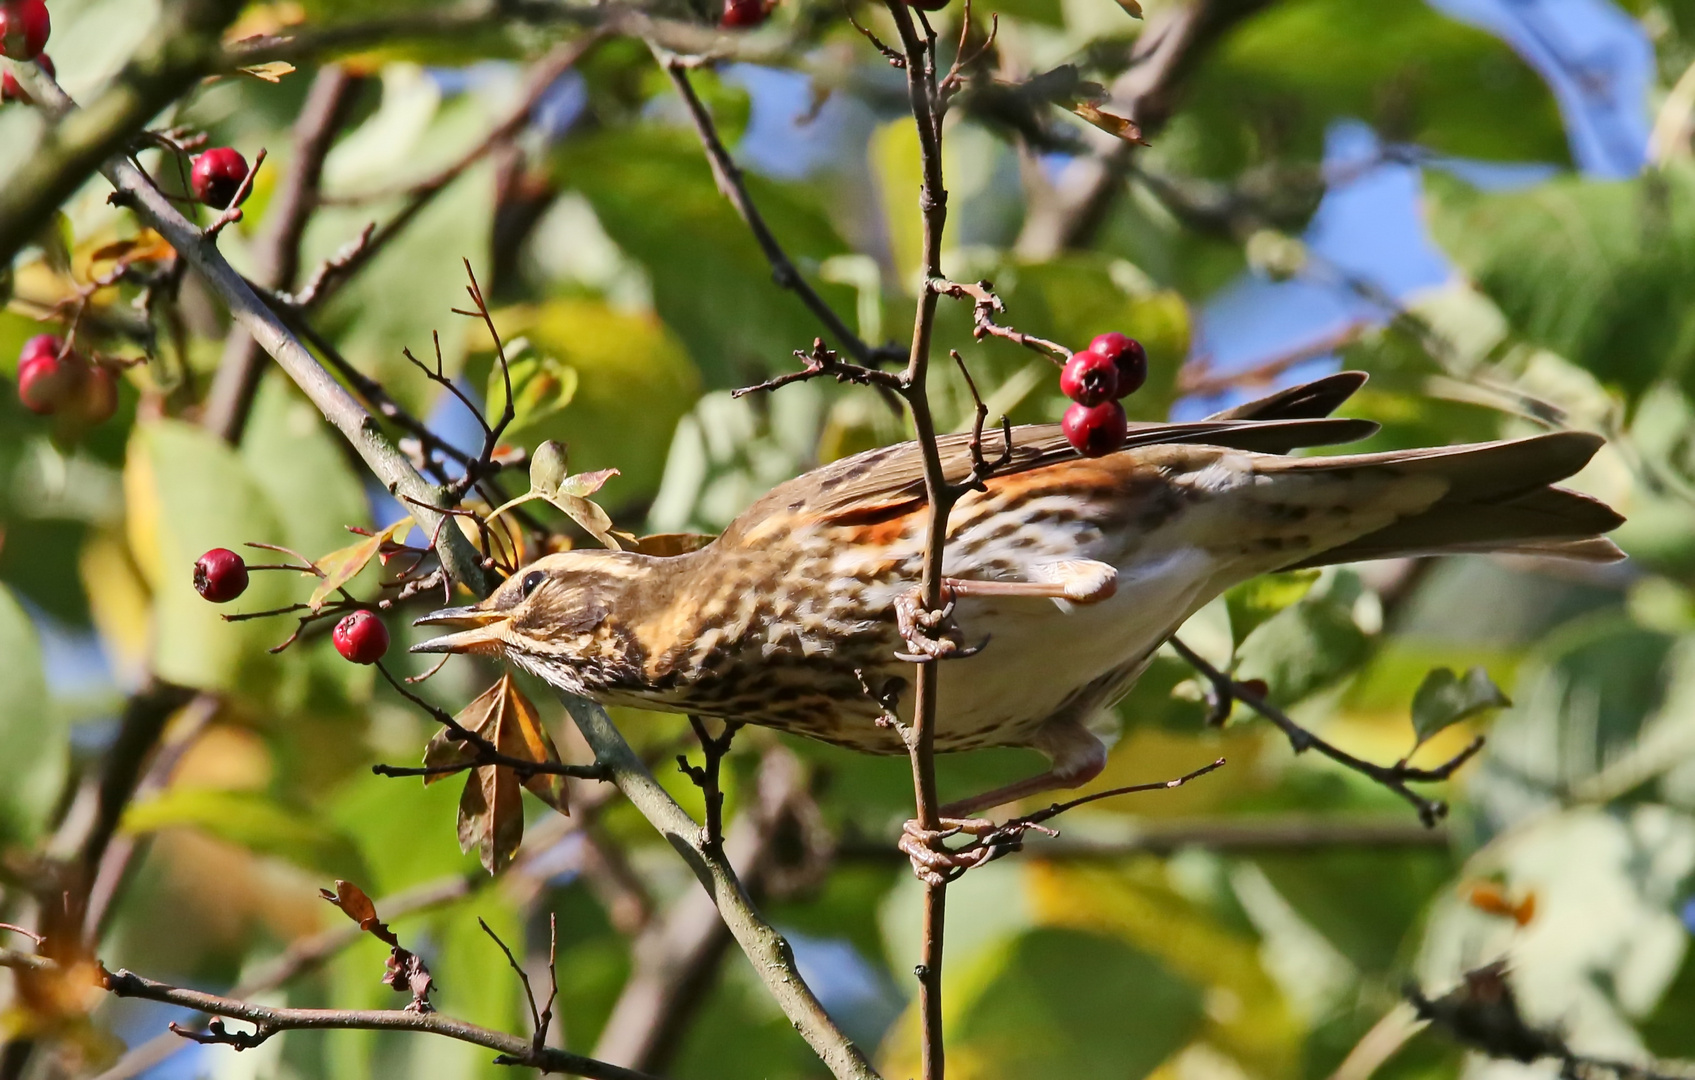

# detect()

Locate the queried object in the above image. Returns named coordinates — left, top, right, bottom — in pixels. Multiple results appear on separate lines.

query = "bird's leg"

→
left=893, top=559, right=1118, bottom=663
left=897, top=718, right=1107, bottom=882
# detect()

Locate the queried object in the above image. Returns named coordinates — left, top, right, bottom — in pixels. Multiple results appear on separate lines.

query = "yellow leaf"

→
left=239, top=61, right=296, bottom=83
left=307, top=519, right=411, bottom=611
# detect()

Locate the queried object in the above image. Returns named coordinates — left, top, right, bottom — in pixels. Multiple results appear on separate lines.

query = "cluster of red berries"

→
left=194, top=548, right=389, bottom=663
left=0, top=0, right=51, bottom=104
left=15, top=335, right=118, bottom=423
left=190, top=147, right=251, bottom=210
left=1059, top=332, right=1146, bottom=457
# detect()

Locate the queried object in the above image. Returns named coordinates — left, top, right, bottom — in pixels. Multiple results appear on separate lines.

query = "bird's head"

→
left=411, top=550, right=653, bottom=695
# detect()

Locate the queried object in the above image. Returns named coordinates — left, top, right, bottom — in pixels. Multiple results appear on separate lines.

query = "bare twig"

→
left=932, top=277, right=1070, bottom=363
left=677, top=717, right=742, bottom=852
left=1169, top=637, right=1484, bottom=827
left=656, top=50, right=899, bottom=368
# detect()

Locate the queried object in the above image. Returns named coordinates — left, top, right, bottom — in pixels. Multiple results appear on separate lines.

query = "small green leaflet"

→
left=486, top=440, right=621, bottom=550
left=1410, top=666, right=1511, bottom=748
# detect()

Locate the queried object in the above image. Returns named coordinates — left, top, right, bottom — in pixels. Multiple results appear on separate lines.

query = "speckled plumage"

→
left=415, top=373, right=1625, bottom=813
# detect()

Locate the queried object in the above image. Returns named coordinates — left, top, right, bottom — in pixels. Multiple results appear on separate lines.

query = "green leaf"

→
left=498, top=351, right=579, bottom=435
left=1176, top=0, right=1569, bottom=177
left=125, top=420, right=298, bottom=695
left=0, top=584, right=62, bottom=843
left=950, top=927, right=1205, bottom=1080
left=1234, top=570, right=1374, bottom=707
left=121, top=788, right=368, bottom=880
left=308, top=519, right=412, bottom=611
left=1226, top=569, right=1321, bottom=648
left=550, top=129, right=852, bottom=388
left=1427, top=166, right=1695, bottom=403
left=1410, top=666, right=1510, bottom=747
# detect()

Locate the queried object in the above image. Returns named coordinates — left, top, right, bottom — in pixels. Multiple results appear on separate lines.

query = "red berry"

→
left=79, top=363, right=118, bottom=425
left=20, top=333, right=61, bottom=364
left=1089, top=332, right=1148, bottom=398
left=1059, top=349, right=1119, bottom=406
left=1062, top=400, right=1128, bottom=458
left=1, top=50, right=51, bottom=104
left=190, top=147, right=251, bottom=210
left=17, top=351, right=78, bottom=415
left=333, top=610, right=389, bottom=664
left=0, top=0, right=49, bottom=62
left=193, top=548, right=249, bottom=603
left=719, top=0, right=767, bottom=27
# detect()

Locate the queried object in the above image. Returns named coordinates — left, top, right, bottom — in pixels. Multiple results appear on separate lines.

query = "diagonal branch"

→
left=13, top=56, right=874, bottom=1080
left=655, top=46, right=899, bottom=368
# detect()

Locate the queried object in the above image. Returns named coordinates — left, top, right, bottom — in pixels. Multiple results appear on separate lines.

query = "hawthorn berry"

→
left=190, top=147, right=251, bottom=210
left=719, top=0, right=768, bottom=27
left=333, top=610, right=389, bottom=664
left=1088, top=331, right=1147, bottom=398
left=193, top=548, right=250, bottom=603
left=20, top=333, right=61, bottom=364
left=1, top=50, right=51, bottom=104
left=1062, top=399, right=1128, bottom=458
left=1059, top=349, right=1118, bottom=406
left=17, top=351, right=74, bottom=414
left=0, top=0, right=49, bottom=62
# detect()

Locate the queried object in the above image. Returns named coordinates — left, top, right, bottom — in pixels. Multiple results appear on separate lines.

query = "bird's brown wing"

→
left=729, top=373, right=1379, bottom=532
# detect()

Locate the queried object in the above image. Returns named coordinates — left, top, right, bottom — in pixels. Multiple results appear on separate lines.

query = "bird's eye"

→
left=519, top=571, right=546, bottom=599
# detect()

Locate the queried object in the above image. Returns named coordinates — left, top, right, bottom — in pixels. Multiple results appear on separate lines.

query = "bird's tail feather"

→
left=1276, top=432, right=1626, bottom=568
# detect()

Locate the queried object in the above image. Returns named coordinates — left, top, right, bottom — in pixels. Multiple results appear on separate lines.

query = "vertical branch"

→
left=882, top=3, right=952, bottom=1077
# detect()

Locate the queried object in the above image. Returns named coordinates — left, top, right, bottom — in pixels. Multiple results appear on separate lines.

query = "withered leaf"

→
left=309, top=519, right=412, bottom=611
left=427, top=675, right=571, bottom=875
left=1067, top=100, right=1146, bottom=143
left=321, top=879, right=380, bottom=930
left=1114, top=0, right=1143, bottom=16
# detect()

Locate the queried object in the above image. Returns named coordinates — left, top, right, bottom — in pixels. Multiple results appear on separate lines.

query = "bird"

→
left=413, top=372, right=1623, bottom=842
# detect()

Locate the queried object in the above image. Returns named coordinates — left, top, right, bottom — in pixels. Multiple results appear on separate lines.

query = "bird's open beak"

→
left=411, top=605, right=511, bottom=655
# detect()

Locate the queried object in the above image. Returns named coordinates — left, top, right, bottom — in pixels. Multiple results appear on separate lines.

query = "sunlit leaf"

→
left=1225, top=569, right=1321, bottom=648
left=1410, top=666, right=1510, bottom=748
left=554, top=468, right=618, bottom=500
left=1067, top=101, right=1146, bottom=144
left=308, top=519, right=413, bottom=611
left=239, top=60, right=296, bottom=82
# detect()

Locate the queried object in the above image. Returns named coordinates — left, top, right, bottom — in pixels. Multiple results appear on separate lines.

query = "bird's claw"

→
left=898, top=817, right=1024, bottom=885
left=895, top=587, right=965, bottom=661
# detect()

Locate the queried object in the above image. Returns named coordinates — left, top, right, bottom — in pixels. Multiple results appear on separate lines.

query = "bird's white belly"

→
left=895, top=547, right=1218, bottom=747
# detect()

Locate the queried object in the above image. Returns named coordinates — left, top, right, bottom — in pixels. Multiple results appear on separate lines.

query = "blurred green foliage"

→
left=1, top=1, right=1694, bottom=1079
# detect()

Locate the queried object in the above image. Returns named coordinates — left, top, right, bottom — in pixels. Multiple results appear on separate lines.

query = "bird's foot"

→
left=894, top=586, right=984, bottom=663
left=898, top=817, right=1050, bottom=884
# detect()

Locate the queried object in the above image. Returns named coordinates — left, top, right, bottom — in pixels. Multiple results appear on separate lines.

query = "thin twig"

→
left=656, top=49, right=899, bottom=368
left=1169, top=637, right=1483, bottom=827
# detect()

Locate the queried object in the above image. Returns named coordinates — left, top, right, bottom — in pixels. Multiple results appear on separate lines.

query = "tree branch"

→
left=0, top=956, right=663, bottom=1080
left=0, top=0, right=246, bottom=267
left=202, top=64, right=363, bottom=442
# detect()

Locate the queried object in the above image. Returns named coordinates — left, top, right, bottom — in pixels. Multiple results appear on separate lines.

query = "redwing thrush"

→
left=415, top=373, right=1623, bottom=820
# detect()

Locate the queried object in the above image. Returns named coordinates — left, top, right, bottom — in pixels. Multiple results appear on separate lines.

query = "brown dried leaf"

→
left=494, top=678, right=569, bottom=814
left=443, top=676, right=571, bottom=874
left=629, top=532, right=718, bottom=557
left=1114, top=0, right=1142, bottom=16
left=308, top=519, right=411, bottom=611
left=421, top=675, right=505, bottom=786
left=1067, top=100, right=1146, bottom=143
left=457, top=763, right=523, bottom=874
left=321, top=879, right=379, bottom=930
